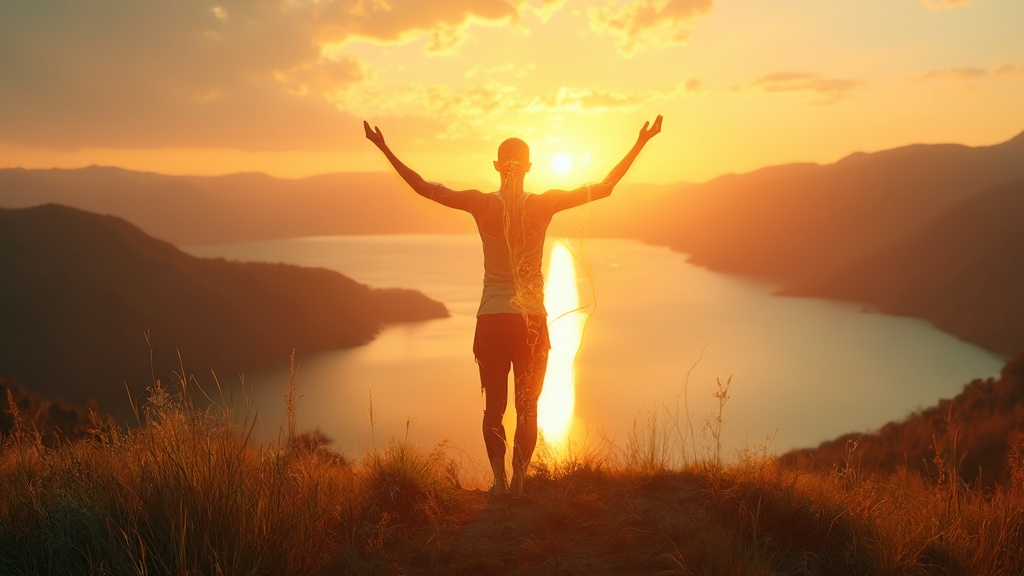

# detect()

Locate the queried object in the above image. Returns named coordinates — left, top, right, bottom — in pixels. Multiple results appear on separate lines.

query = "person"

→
left=364, top=115, right=663, bottom=496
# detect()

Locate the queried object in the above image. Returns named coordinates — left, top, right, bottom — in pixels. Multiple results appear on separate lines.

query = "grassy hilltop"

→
left=3, top=351, right=1024, bottom=575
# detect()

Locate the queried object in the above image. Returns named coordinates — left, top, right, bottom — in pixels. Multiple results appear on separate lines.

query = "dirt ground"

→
left=392, top=472, right=709, bottom=575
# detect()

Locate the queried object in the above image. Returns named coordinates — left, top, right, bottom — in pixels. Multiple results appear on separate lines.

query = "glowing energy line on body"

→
left=538, top=239, right=585, bottom=449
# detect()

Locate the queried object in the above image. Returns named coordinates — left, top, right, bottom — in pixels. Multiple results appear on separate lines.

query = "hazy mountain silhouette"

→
left=0, top=168, right=473, bottom=245
left=0, top=165, right=679, bottom=246
left=783, top=180, right=1024, bottom=356
left=2, top=130, right=1022, bottom=356
left=630, top=130, right=1024, bottom=356
left=638, top=130, right=1024, bottom=285
left=0, top=204, right=448, bottom=410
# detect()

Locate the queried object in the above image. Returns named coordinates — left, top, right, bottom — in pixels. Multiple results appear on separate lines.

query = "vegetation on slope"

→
left=783, top=179, right=1024, bottom=356
left=4, top=131, right=1022, bottom=357
left=782, top=347, right=1024, bottom=489
left=2, top=355, right=1024, bottom=575
left=0, top=204, right=448, bottom=410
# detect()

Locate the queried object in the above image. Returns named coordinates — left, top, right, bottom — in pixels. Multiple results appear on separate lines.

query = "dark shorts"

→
left=473, top=313, right=550, bottom=372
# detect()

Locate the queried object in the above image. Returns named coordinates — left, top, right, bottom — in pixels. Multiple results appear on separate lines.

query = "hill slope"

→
left=0, top=204, right=448, bottom=409
left=782, top=348, right=1024, bottom=487
left=783, top=180, right=1024, bottom=356
left=3, top=131, right=1022, bottom=356
left=0, top=168, right=473, bottom=245
left=639, top=130, right=1024, bottom=285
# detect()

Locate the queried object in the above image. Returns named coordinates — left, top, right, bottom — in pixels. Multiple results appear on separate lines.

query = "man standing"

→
left=364, top=116, right=662, bottom=495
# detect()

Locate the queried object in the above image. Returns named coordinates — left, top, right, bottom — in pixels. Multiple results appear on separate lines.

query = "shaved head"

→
left=497, top=138, right=530, bottom=164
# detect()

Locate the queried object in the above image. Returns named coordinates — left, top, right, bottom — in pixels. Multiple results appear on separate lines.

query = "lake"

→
left=185, top=235, right=1005, bottom=477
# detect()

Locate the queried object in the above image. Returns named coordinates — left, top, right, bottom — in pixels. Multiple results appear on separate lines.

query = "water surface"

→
left=186, top=235, right=1004, bottom=471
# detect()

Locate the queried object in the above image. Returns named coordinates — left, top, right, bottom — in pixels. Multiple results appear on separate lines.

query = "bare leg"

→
left=480, top=359, right=511, bottom=494
left=509, top=346, right=548, bottom=496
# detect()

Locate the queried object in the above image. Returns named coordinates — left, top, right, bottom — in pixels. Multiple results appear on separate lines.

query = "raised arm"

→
left=540, top=115, right=663, bottom=213
left=364, top=121, right=440, bottom=199
left=594, top=114, right=663, bottom=198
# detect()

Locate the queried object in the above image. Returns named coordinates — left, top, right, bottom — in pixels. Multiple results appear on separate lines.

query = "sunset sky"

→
left=2, top=0, right=1022, bottom=190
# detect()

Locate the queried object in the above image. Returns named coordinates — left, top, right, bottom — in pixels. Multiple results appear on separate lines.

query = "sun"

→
left=551, top=152, right=573, bottom=175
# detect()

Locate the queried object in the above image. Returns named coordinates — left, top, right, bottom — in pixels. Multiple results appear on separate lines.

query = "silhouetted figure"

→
left=364, top=115, right=662, bottom=495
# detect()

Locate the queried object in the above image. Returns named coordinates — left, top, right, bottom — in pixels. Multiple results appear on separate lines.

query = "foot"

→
left=490, top=458, right=508, bottom=496
left=489, top=480, right=509, bottom=496
left=509, top=467, right=525, bottom=496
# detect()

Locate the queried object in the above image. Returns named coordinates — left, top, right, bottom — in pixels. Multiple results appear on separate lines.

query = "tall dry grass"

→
left=0, top=360, right=460, bottom=575
left=2, top=359, right=1023, bottom=575
left=520, top=371, right=1024, bottom=576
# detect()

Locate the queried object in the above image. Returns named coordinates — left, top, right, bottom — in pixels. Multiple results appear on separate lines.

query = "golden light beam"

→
left=538, top=239, right=584, bottom=451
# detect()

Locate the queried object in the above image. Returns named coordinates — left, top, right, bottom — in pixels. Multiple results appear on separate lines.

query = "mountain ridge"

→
left=2, top=130, right=1022, bottom=357
left=0, top=204, right=448, bottom=410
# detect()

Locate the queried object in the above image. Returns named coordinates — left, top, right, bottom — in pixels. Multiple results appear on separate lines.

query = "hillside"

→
left=0, top=204, right=448, bottom=410
left=3, top=372, right=1023, bottom=575
left=0, top=168, right=473, bottom=245
left=638, top=130, right=1024, bottom=284
left=783, top=180, right=1024, bottom=356
left=0, top=164, right=677, bottom=247
left=3, top=131, right=1022, bottom=357
left=781, top=348, right=1024, bottom=487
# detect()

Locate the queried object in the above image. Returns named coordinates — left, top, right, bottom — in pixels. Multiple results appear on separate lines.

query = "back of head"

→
left=497, top=138, right=532, bottom=174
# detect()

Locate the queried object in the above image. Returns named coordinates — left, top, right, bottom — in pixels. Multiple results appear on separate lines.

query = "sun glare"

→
left=551, top=152, right=573, bottom=174
left=538, top=240, right=585, bottom=453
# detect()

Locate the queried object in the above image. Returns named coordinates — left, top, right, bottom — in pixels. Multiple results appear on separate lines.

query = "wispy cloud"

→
left=733, top=72, right=862, bottom=104
left=524, top=82, right=700, bottom=115
left=920, top=0, right=974, bottom=10
left=916, top=67, right=987, bottom=81
left=340, top=79, right=697, bottom=140
left=337, top=80, right=524, bottom=139
left=993, top=64, right=1024, bottom=79
left=333, top=0, right=522, bottom=53
left=588, top=0, right=712, bottom=55
left=0, top=0, right=547, bottom=150
left=915, top=64, right=1024, bottom=85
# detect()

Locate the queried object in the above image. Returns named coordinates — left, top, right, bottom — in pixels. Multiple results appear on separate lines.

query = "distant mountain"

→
left=781, top=348, right=1024, bottom=488
left=638, top=130, right=1024, bottom=285
left=3, top=130, right=1022, bottom=357
left=0, top=168, right=473, bottom=245
left=0, top=204, right=448, bottom=410
left=0, top=165, right=676, bottom=247
left=783, top=180, right=1024, bottom=356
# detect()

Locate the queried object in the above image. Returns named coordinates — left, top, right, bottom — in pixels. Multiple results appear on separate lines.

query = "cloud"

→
left=339, top=78, right=695, bottom=141
left=0, top=0, right=539, bottom=151
left=735, top=72, right=861, bottom=104
left=588, top=0, right=712, bottom=55
left=920, top=0, right=974, bottom=9
left=523, top=82, right=698, bottom=115
left=916, top=67, right=987, bottom=81
left=915, top=64, right=1024, bottom=85
left=993, top=64, right=1024, bottom=79
left=336, top=80, right=523, bottom=139
left=332, top=0, right=521, bottom=53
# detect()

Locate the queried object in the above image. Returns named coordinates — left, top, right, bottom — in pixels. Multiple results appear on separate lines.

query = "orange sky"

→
left=1, top=0, right=1022, bottom=190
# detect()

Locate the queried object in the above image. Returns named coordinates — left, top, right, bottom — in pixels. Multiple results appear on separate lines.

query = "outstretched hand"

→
left=638, top=115, right=663, bottom=146
left=363, top=120, right=386, bottom=150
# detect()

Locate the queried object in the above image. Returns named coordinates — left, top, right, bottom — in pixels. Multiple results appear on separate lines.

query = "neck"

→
left=499, top=173, right=526, bottom=196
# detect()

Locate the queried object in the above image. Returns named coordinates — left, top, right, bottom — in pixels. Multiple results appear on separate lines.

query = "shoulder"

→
left=530, top=186, right=598, bottom=213
left=429, top=185, right=489, bottom=211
